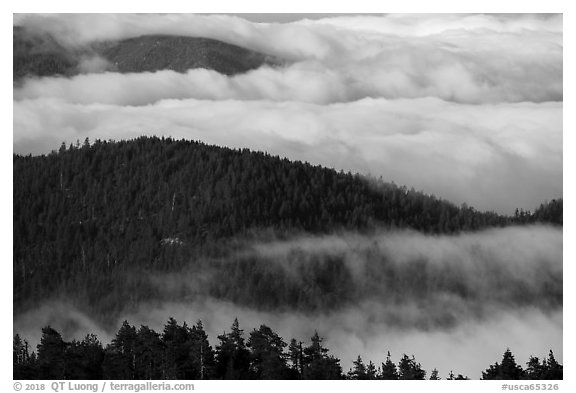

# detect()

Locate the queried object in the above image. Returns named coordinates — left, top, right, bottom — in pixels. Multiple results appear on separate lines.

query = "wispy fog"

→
left=14, top=226, right=562, bottom=379
left=124, top=300, right=562, bottom=380
left=13, top=297, right=562, bottom=380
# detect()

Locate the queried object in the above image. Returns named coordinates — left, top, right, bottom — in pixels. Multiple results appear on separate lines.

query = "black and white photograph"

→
left=11, top=8, right=565, bottom=386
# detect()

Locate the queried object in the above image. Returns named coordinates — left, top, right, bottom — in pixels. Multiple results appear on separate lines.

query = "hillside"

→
left=13, top=26, right=77, bottom=80
left=13, top=137, right=562, bottom=321
left=95, top=35, right=280, bottom=75
left=13, top=27, right=279, bottom=80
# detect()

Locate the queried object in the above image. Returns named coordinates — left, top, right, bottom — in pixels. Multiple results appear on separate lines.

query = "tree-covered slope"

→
left=96, top=35, right=280, bottom=75
left=13, top=26, right=77, bottom=80
left=13, top=137, right=562, bottom=320
left=13, top=27, right=279, bottom=81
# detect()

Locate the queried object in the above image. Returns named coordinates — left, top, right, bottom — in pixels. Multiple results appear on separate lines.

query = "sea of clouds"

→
left=12, top=13, right=563, bottom=379
left=13, top=13, right=562, bottom=214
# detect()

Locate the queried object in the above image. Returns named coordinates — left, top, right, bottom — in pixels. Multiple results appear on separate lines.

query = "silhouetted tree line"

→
left=13, top=319, right=562, bottom=380
left=13, top=137, right=563, bottom=320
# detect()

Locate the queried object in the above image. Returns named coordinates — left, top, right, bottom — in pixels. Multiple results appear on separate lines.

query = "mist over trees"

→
left=13, top=319, right=562, bottom=380
left=13, top=138, right=562, bottom=380
left=13, top=26, right=278, bottom=81
left=13, top=137, right=562, bottom=323
left=13, top=14, right=563, bottom=385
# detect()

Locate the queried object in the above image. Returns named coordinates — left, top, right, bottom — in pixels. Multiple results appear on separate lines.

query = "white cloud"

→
left=13, top=14, right=562, bottom=213
left=14, top=13, right=562, bottom=105
left=13, top=96, right=561, bottom=213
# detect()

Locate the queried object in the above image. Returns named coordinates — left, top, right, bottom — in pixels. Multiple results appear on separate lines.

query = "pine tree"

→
left=64, top=334, right=104, bottom=379
left=247, top=324, right=290, bottom=379
left=188, top=320, right=216, bottom=379
left=161, top=318, right=191, bottom=379
left=347, top=355, right=367, bottom=379
left=398, top=354, right=426, bottom=380
left=13, top=334, right=30, bottom=365
left=301, top=331, right=342, bottom=379
left=103, top=321, right=137, bottom=379
left=380, top=351, right=399, bottom=380
left=482, top=349, right=524, bottom=380
left=37, top=326, right=67, bottom=379
left=134, top=326, right=164, bottom=380
left=366, top=361, right=378, bottom=380
left=526, top=356, right=545, bottom=379
left=500, top=348, right=524, bottom=379
left=13, top=334, right=36, bottom=379
left=215, top=318, right=251, bottom=379
left=288, top=338, right=303, bottom=378
left=544, top=350, right=562, bottom=379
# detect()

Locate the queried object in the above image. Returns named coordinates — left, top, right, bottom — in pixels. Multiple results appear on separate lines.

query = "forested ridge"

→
left=13, top=318, right=563, bottom=380
left=13, top=27, right=278, bottom=81
left=13, top=137, right=563, bottom=321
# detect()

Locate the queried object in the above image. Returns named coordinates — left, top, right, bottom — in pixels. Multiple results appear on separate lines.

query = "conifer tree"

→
left=134, top=326, right=164, bottom=380
left=215, top=318, right=251, bottom=379
left=301, top=331, right=342, bottom=379
left=37, top=326, right=67, bottom=379
left=103, top=321, right=137, bottom=379
left=188, top=320, right=216, bottom=379
left=288, top=338, right=303, bottom=378
left=380, top=351, right=399, bottom=380
left=247, top=324, right=290, bottom=379
left=544, top=350, right=563, bottom=380
left=347, top=355, right=367, bottom=379
left=366, top=361, right=378, bottom=380
left=482, top=349, right=524, bottom=380
left=398, top=354, right=426, bottom=380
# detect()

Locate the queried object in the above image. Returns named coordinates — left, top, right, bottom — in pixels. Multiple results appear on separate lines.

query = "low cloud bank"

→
left=14, top=53, right=562, bottom=105
left=13, top=14, right=562, bottom=214
left=14, top=226, right=563, bottom=378
left=13, top=14, right=561, bottom=65
left=14, top=14, right=562, bottom=104
left=13, top=97, right=562, bottom=214
left=149, top=226, right=562, bottom=327
left=124, top=299, right=562, bottom=379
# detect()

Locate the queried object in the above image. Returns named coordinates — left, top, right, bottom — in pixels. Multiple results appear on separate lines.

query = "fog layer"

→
left=13, top=14, right=562, bottom=214
left=13, top=96, right=562, bottom=214
left=14, top=226, right=563, bottom=378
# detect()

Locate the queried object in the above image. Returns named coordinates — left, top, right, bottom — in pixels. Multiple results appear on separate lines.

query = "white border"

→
left=3, top=2, right=572, bottom=392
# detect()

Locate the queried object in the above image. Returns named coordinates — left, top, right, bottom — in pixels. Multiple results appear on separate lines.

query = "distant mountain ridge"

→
left=13, top=27, right=281, bottom=80
left=95, top=34, right=281, bottom=75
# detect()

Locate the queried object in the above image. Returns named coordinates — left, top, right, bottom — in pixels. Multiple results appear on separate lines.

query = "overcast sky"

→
left=13, top=13, right=562, bottom=214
